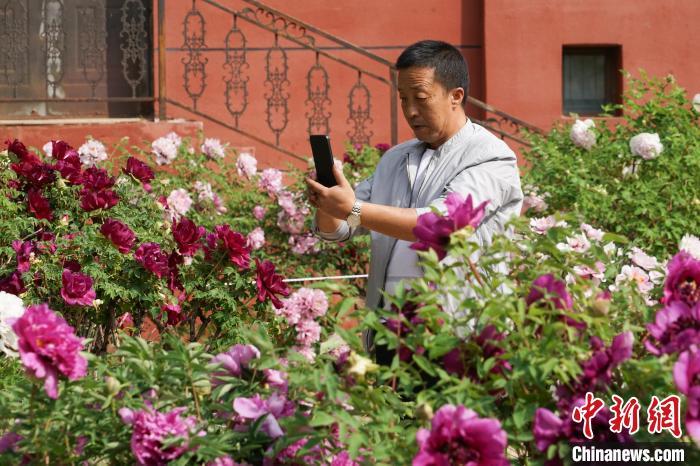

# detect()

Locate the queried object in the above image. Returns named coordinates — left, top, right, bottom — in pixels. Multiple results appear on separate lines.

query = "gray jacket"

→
left=316, top=121, right=523, bottom=311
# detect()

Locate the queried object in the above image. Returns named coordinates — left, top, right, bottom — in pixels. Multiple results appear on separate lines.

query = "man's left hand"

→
left=306, top=162, right=355, bottom=220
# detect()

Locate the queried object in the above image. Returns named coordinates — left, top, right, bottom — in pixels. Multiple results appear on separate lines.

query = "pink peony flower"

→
left=12, top=304, right=87, bottom=398
left=60, top=269, right=96, bottom=306
left=258, top=168, right=283, bottom=196
left=100, top=218, right=136, bottom=254
left=161, top=302, right=185, bottom=326
left=124, top=157, right=155, bottom=192
left=413, top=404, right=509, bottom=466
left=201, top=138, right=226, bottom=159
left=411, top=193, right=488, bottom=260
left=663, top=251, right=700, bottom=307
left=630, top=132, right=663, bottom=160
left=117, top=312, right=135, bottom=329
left=529, top=215, right=557, bottom=234
left=152, top=132, right=181, bottom=166
left=629, top=247, right=659, bottom=271
left=166, top=189, right=192, bottom=221
left=246, top=227, right=265, bottom=250
left=27, top=187, right=53, bottom=220
left=193, top=181, right=215, bottom=202
left=77, top=139, right=107, bottom=167
left=556, top=233, right=591, bottom=253
left=277, top=287, right=328, bottom=324
left=233, top=393, right=294, bottom=439
left=211, top=344, right=260, bottom=384
left=119, top=405, right=198, bottom=465
left=253, top=205, right=267, bottom=221
left=581, top=223, right=605, bottom=241
left=255, top=259, right=290, bottom=309
left=523, top=192, right=547, bottom=213
left=134, top=243, right=170, bottom=278
left=288, top=234, right=319, bottom=255
left=570, top=119, right=596, bottom=150
left=236, top=152, right=257, bottom=179
left=173, top=217, right=205, bottom=256
left=615, top=265, right=653, bottom=295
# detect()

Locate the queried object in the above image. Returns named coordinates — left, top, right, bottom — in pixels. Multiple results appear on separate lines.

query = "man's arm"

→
left=307, top=163, right=419, bottom=242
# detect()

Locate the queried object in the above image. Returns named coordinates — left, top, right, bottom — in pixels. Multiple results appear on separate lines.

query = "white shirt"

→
left=383, top=148, right=435, bottom=305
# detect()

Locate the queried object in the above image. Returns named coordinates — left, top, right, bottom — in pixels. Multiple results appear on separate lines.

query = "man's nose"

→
left=404, top=101, right=419, bottom=119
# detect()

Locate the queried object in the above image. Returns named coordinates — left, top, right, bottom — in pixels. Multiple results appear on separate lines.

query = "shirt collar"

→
left=433, top=119, right=473, bottom=157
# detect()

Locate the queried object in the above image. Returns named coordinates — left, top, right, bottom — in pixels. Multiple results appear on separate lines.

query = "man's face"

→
left=397, top=67, right=463, bottom=148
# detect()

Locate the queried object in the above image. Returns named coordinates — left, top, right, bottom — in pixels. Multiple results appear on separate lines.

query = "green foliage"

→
left=522, top=72, right=700, bottom=257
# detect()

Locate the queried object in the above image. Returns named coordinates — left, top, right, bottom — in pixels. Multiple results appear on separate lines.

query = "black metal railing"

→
left=0, top=0, right=154, bottom=119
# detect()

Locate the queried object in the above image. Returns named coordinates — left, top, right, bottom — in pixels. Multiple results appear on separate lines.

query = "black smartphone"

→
left=309, top=134, right=338, bottom=188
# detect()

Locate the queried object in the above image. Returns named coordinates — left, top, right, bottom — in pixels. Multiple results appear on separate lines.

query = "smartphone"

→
left=309, top=134, right=338, bottom=188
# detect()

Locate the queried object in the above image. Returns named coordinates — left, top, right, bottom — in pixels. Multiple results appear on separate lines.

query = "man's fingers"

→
left=332, top=162, right=351, bottom=188
left=305, top=177, right=326, bottom=194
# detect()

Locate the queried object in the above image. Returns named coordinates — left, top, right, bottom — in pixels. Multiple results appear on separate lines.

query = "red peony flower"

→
left=173, top=217, right=205, bottom=256
left=79, top=188, right=120, bottom=211
left=27, top=188, right=53, bottom=220
left=0, top=270, right=25, bottom=295
left=60, top=269, right=96, bottom=306
left=255, top=259, right=290, bottom=309
left=100, top=218, right=136, bottom=254
left=12, top=240, right=34, bottom=273
left=134, top=243, right=170, bottom=278
left=214, top=225, right=251, bottom=270
left=123, top=157, right=155, bottom=192
left=81, top=167, right=115, bottom=191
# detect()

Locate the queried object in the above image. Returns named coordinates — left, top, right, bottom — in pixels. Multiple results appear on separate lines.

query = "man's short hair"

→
left=396, top=40, right=469, bottom=105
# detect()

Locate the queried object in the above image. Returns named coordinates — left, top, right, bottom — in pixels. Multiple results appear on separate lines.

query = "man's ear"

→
left=451, top=88, right=465, bottom=107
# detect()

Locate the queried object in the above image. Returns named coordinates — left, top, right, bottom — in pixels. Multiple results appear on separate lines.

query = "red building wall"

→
left=483, top=0, right=700, bottom=130
left=161, top=0, right=483, bottom=169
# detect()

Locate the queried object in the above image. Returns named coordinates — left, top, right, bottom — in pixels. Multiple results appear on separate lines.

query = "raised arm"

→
left=307, top=163, right=419, bottom=242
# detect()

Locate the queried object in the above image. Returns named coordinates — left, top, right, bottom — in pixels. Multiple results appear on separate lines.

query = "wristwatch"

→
left=347, top=199, right=363, bottom=228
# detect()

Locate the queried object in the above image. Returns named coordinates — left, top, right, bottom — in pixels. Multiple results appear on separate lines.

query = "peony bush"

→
left=1, top=73, right=699, bottom=464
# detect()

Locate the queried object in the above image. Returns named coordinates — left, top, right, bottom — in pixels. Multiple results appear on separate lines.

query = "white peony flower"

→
left=152, top=132, right=182, bottom=166
left=43, top=141, right=54, bottom=157
left=629, top=133, right=663, bottom=160
left=0, top=291, right=25, bottom=358
left=629, top=247, right=659, bottom=271
left=570, top=119, right=596, bottom=150
left=693, top=93, right=700, bottom=113
left=680, top=234, right=700, bottom=260
left=556, top=233, right=591, bottom=253
left=236, top=152, right=258, bottom=179
left=522, top=192, right=547, bottom=213
left=201, top=138, right=226, bottom=159
left=166, top=188, right=192, bottom=221
left=615, top=265, right=653, bottom=295
left=78, top=139, right=108, bottom=167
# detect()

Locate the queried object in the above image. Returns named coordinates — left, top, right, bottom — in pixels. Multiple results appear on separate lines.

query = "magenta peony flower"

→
left=375, top=143, right=391, bottom=153
left=211, top=344, right=260, bottom=384
left=173, top=217, right=205, bottom=256
left=413, top=404, right=509, bottom=466
left=100, top=218, right=136, bottom=253
left=411, top=193, right=488, bottom=260
left=134, top=243, right=170, bottom=278
left=0, top=270, right=26, bottom=295
left=60, top=269, right=96, bottom=306
left=12, top=304, right=87, bottom=398
left=443, top=325, right=512, bottom=381
left=233, top=393, right=294, bottom=439
left=673, top=347, right=700, bottom=442
left=533, top=407, right=564, bottom=452
left=0, top=431, right=22, bottom=453
left=27, top=187, right=53, bottom=220
left=526, top=274, right=573, bottom=310
left=214, top=225, right=251, bottom=269
left=567, top=332, right=633, bottom=396
left=124, top=156, right=155, bottom=192
left=255, top=259, right=290, bottom=309
left=663, top=251, right=700, bottom=307
left=161, top=302, right=185, bottom=326
left=119, top=405, right=198, bottom=465
left=12, top=240, right=34, bottom=273
left=80, top=188, right=120, bottom=211
left=645, top=300, right=700, bottom=355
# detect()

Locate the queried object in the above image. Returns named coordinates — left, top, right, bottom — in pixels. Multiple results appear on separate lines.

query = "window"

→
left=0, top=0, right=153, bottom=119
left=562, top=46, right=622, bottom=116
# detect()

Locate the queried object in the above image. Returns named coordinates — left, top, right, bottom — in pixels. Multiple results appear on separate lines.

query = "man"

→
left=306, top=40, right=523, bottom=352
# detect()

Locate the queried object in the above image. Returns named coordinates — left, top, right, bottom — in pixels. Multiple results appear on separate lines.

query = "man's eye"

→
left=416, top=96, right=428, bottom=101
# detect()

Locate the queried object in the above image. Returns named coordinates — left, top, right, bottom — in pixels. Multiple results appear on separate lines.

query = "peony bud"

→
left=416, top=403, right=434, bottom=422
left=105, top=376, right=120, bottom=396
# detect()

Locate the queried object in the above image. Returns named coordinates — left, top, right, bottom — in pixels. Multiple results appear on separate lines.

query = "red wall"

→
left=161, top=0, right=483, bottom=169
left=483, top=0, right=700, bottom=130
